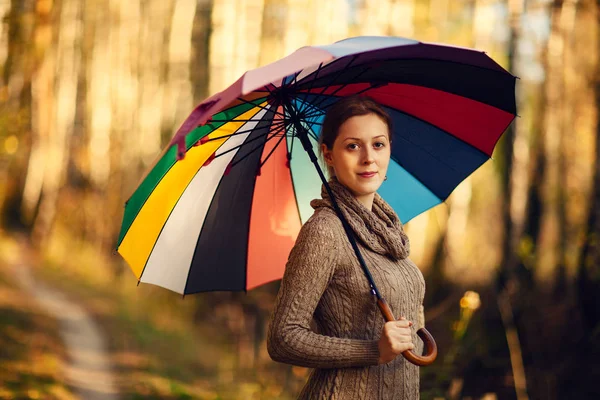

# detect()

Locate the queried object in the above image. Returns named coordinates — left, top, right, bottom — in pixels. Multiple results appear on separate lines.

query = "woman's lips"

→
left=358, top=172, right=377, bottom=178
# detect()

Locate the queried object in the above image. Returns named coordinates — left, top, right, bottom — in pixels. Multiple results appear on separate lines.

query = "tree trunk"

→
left=555, top=0, right=580, bottom=296
left=496, top=1, right=529, bottom=399
left=578, top=0, right=600, bottom=334
left=4, top=0, right=38, bottom=229
left=29, top=0, right=83, bottom=246
left=540, top=0, right=566, bottom=290
left=191, top=0, right=212, bottom=103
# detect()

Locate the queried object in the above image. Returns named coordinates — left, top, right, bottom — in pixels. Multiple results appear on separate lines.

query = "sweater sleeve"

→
left=267, top=214, right=380, bottom=369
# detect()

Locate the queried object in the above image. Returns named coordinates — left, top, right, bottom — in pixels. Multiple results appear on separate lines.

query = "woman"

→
left=267, top=96, right=426, bottom=399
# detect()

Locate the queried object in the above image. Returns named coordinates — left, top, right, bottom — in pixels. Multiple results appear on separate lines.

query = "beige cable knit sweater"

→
left=267, top=178, right=426, bottom=400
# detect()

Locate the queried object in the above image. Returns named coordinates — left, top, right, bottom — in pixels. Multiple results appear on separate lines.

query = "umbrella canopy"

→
left=116, top=36, right=516, bottom=296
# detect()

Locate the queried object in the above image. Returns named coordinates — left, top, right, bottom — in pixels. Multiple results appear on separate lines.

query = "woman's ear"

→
left=321, top=143, right=334, bottom=166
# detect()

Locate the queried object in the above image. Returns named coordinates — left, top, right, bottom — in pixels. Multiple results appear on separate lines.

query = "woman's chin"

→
left=349, top=182, right=382, bottom=197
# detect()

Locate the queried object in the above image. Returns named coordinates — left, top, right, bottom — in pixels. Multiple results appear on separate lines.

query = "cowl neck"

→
left=310, top=177, right=410, bottom=260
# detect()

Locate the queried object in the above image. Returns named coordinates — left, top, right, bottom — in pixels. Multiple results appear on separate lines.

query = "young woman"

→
left=267, top=96, right=426, bottom=399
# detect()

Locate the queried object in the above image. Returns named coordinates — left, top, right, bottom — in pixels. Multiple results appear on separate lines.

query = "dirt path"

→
left=12, top=258, right=119, bottom=400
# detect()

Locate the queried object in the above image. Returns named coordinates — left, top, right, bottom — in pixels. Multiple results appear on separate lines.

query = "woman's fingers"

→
left=385, top=320, right=412, bottom=331
left=378, top=319, right=416, bottom=363
left=392, top=342, right=415, bottom=353
left=382, top=321, right=414, bottom=355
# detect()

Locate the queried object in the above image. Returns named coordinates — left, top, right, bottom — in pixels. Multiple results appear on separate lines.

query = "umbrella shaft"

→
left=288, top=114, right=383, bottom=301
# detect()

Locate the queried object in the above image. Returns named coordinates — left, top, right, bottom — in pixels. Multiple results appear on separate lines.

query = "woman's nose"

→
left=362, top=148, right=375, bottom=164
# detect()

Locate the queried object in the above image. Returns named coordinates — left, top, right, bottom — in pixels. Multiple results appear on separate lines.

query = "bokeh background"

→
left=1, top=0, right=599, bottom=399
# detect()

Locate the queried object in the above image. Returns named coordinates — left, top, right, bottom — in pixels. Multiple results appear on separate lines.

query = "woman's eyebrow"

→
left=343, top=135, right=387, bottom=142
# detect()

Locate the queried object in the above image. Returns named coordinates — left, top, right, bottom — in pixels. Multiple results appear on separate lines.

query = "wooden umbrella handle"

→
left=377, top=298, right=438, bottom=366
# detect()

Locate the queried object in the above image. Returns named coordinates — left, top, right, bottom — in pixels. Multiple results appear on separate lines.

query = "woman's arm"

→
left=267, top=214, right=380, bottom=369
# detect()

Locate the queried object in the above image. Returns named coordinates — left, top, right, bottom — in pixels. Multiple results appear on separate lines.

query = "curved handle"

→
left=377, top=298, right=438, bottom=366
left=401, top=327, right=438, bottom=366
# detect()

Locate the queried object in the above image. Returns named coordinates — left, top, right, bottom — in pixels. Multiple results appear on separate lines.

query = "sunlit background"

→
left=0, top=0, right=599, bottom=399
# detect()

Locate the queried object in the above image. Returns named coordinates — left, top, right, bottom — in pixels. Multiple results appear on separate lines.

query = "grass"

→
left=1, top=229, right=304, bottom=399
left=0, top=239, right=74, bottom=400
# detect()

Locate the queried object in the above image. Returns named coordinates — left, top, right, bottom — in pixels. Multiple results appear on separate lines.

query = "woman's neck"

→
left=354, top=193, right=375, bottom=211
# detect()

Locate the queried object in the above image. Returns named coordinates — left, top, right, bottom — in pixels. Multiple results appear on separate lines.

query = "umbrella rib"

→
left=295, top=62, right=323, bottom=116
left=298, top=80, right=388, bottom=122
left=288, top=101, right=320, bottom=143
left=290, top=103, right=323, bottom=144
left=300, top=117, right=323, bottom=126
left=262, top=83, right=278, bottom=99
left=307, top=129, right=319, bottom=142
left=293, top=97, right=325, bottom=120
left=213, top=124, right=285, bottom=162
left=295, top=65, right=374, bottom=121
left=308, top=65, right=373, bottom=111
left=209, top=119, right=261, bottom=123
left=288, top=125, right=295, bottom=157
left=297, top=107, right=325, bottom=123
left=301, top=62, right=323, bottom=101
left=200, top=119, right=286, bottom=143
left=289, top=55, right=360, bottom=119
left=290, top=70, right=301, bottom=87
left=295, top=55, right=357, bottom=87
left=228, top=123, right=287, bottom=169
left=235, top=97, right=287, bottom=119
left=312, top=55, right=359, bottom=99
left=258, top=125, right=288, bottom=169
left=305, top=123, right=321, bottom=142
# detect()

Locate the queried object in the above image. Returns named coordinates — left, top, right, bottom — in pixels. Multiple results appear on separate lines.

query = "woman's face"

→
left=322, top=113, right=391, bottom=209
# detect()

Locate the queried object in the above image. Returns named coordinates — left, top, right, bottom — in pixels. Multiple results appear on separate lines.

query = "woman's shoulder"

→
left=306, top=207, right=343, bottom=228
left=290, top=208, right=346, bottom=262
left=299, top=208, right=344, bottom=240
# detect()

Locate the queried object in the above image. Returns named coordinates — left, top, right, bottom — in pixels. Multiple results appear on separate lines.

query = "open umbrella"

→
left=116, top=36, right=516, bottom=366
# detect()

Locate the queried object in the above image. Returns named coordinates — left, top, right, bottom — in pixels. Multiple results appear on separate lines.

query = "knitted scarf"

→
left=310, top=177, right=410, bottom=260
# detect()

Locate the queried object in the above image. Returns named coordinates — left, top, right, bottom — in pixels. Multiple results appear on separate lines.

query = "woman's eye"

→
left=347, top=143, right=359, bottom=150
left=374, top=142, right=385, bottom=148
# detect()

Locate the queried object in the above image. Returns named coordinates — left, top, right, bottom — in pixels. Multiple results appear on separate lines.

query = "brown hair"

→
left=319, top=95, right=393, bottom=177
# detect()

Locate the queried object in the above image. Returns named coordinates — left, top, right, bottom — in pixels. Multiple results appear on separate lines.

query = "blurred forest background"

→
left=0, top=0, right=599, bottom=399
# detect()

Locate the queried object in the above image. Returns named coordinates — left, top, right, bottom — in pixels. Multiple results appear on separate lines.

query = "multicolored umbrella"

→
left=117, top=36, right=515, bottom=296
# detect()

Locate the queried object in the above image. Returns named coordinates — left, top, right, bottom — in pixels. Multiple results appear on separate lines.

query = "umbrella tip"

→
left=203, top=152, right=216, bottom=167
left=176, top=140, right=186, bottom=161
left=195, top=135, right=210, bottom=146
left=225, top=162, right=233, bottom=175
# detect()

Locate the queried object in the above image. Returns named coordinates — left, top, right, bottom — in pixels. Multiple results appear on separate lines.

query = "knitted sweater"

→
left=267, top=178, right=426, bottom=400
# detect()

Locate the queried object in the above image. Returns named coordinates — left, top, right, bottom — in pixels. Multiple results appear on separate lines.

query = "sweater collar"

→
left=310, top=177, right=410, bottom=260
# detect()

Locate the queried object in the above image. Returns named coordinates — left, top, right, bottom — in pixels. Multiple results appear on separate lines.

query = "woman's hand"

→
left=377, top=317, right=414, bottom=364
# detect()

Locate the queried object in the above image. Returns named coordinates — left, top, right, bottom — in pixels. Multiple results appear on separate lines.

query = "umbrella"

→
left=116, top=36, right=517, bottom=366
